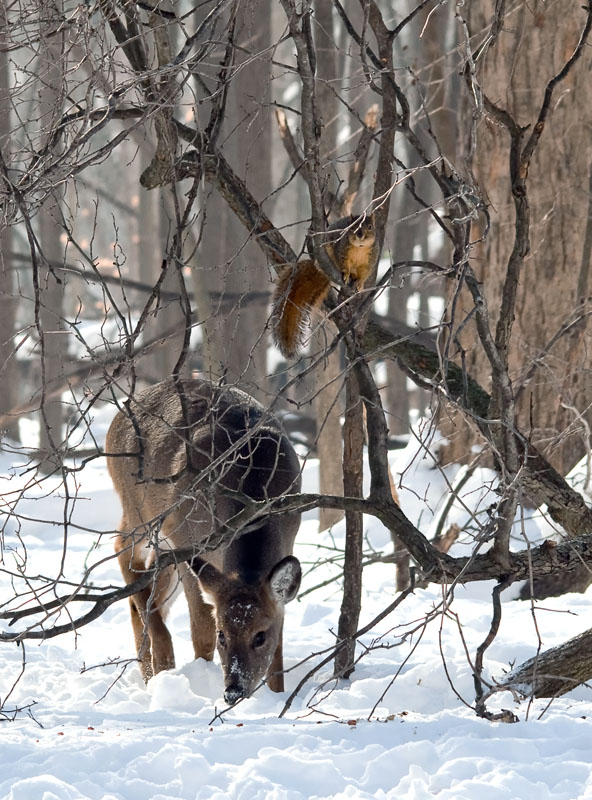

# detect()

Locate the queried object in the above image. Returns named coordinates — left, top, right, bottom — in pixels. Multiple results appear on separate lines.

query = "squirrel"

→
left=271, top=214, right=377, bottom=358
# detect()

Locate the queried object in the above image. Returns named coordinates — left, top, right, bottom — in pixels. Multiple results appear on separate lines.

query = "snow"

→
left=1, top=413, right=592, bottom=799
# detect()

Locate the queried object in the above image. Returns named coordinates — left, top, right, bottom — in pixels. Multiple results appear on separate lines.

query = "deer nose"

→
left=224, top=685, right=247, bottom=705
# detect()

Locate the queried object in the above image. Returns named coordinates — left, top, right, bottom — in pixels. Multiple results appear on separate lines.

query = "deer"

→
left=106, top=377, right=302, bottom=705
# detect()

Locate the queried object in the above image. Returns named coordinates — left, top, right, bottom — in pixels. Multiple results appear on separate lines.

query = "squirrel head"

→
left=349, top=214, right=375, bottom=248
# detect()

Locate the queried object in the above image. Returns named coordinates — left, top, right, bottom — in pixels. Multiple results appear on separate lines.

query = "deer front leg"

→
left=266, top=625, right=285, bottom=693
left=128, top=593, right=154, bottom=681
left=180, top=563, right=216, bottom=662
left=116, top=535, right=176, bottom=681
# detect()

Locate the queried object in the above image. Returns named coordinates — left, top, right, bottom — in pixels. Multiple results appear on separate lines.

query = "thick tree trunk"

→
left=196, top=1, right=271, bottom=399
left=442, top=1, right=592, bottom=598
left=443, top=1, right=592, bottom=477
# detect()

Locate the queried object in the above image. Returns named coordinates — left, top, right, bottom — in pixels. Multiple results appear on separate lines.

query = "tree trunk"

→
left=138, top=142, right=171, bottom=383
left=37, top=197, right=65, bottom=470
left=313, top=0, right=344, bottom=532
left=384, top=144, right=412, bottom=437
left=0, top=0, right=19, bottom=444
left=334, top=369, right=364, bottom=679
left=0, top=237, right=18, bottom=444
left=196, top=1, right=271, bottom=399
left=313, top=343, right=345, bottom=531
left=443, top=1, right=592, bottom=477
left=36, top=0, right=65, bottom=471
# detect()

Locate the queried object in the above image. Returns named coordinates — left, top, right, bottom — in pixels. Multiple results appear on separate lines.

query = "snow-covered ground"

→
left=1, top=409, right=592, bottom=800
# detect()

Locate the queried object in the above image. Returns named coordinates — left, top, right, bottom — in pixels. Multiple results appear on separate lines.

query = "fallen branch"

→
left=499, top=627, right=592, bottom=699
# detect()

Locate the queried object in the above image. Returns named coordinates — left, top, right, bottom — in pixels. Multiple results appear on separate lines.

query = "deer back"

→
left=106, top=378, right=302, bottom=570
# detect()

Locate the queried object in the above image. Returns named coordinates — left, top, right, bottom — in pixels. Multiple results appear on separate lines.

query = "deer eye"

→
left=217, top=630, right=227, bottom=648
left=252, top=631, right=266, bottom=648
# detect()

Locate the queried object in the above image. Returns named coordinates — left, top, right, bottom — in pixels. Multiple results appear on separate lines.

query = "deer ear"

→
left=268, top=556, right=301, bottom=604
left=189, top=556, right=226, bottom=606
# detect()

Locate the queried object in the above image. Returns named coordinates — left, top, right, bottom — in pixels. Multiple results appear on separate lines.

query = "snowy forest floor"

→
left=1, top=410, right=592, bottom=800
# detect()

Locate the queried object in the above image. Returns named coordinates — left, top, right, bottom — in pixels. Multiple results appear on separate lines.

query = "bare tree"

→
left=2, top=0, right=592, bottom=722
left=311, top=0, right=345, bottom=533
left=0, top=0, right=19, bottom=444
left=35, top=1, right=67, bottom=471
left=442, top=0, right=592, bottom=475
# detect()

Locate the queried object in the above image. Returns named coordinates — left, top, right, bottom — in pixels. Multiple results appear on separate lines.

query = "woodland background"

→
left=1, top=0, right=592, bottom=722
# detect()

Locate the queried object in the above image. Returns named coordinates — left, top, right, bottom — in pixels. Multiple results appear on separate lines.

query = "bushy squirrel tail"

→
left=271, top=260, right=331, bottom=358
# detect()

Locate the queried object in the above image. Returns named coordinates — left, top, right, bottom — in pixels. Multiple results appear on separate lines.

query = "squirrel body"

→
left=272, top=215, right=376, bottom=358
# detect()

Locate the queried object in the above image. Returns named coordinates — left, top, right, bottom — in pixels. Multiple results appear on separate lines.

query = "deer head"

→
left=190, top=555, right=301, bottom=704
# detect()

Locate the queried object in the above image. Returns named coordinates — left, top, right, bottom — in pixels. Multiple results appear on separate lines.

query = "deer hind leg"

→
left=179, top=562, right=216, bottom=662
left=267, top=624, right=285, bottom=693
left=115, top=534, right=178, bottom=682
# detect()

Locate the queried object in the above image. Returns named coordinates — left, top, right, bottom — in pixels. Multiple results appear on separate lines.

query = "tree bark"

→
left=519, top=563, right=592, bottom=602
left=37, top=197, right=66, bottom=470
left=502, top=627, right=592, bottom=699
left=195, top=1, right=271, bottom=399
left=0, top=0, right=19, bottom=444
left=0, top=234, right=18, bottom=444
left=138, top=141, right=186, bottom=383
left=443, top=1, right=592, bottom=477
left=313, top=0, right=345, bottom=532
left=36, top=0, right=66, bottom=471
left=334, top=369, right=365, bottom=679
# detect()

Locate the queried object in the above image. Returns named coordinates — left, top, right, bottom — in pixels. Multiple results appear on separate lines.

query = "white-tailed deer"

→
left=106, top=378, right=302, bottom=704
